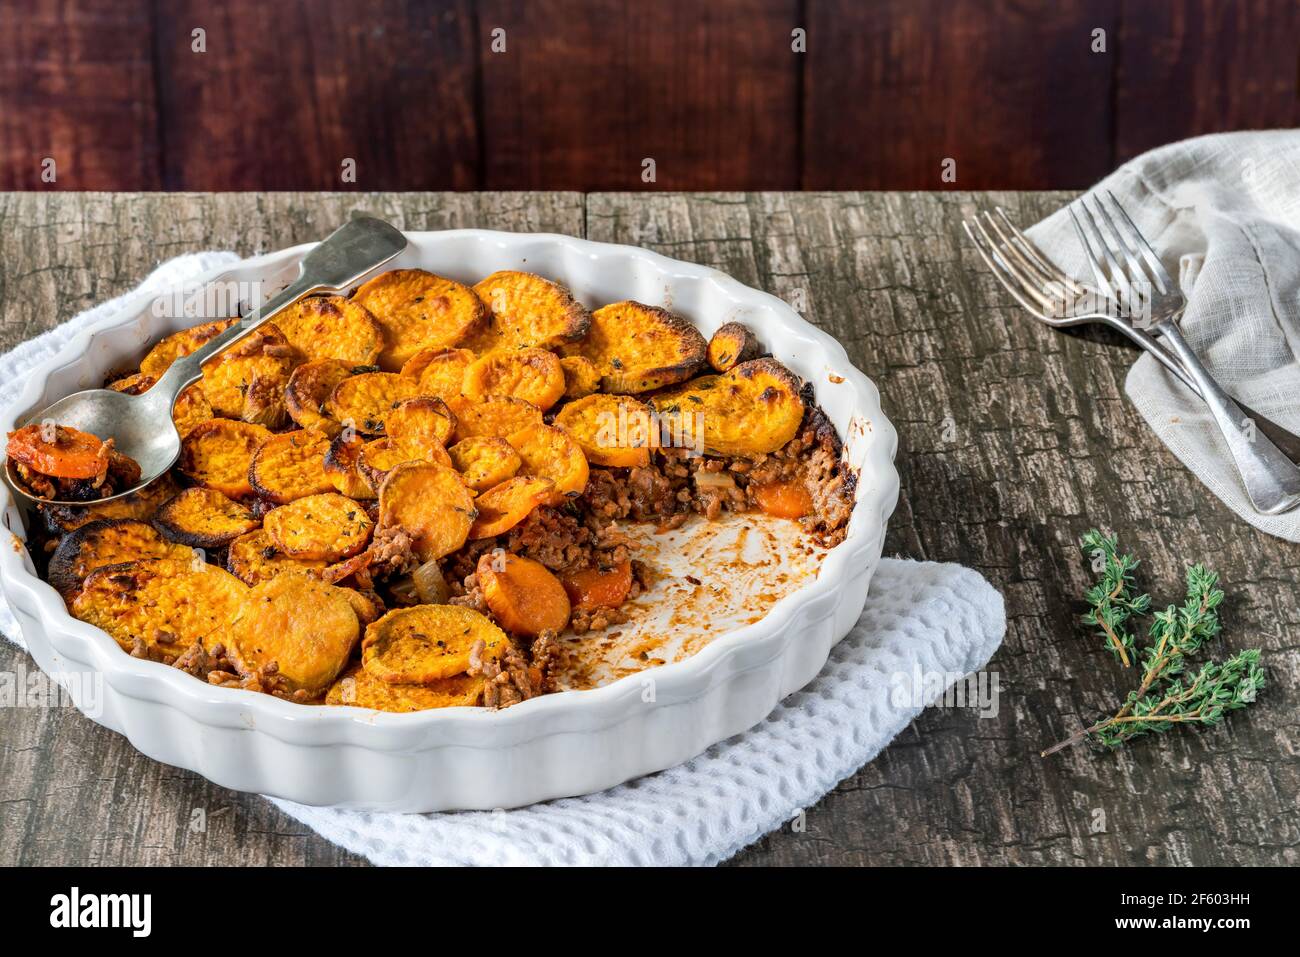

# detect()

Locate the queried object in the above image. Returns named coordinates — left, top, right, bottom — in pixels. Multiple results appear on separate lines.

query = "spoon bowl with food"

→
left=3, top=217, right=408, bottom=507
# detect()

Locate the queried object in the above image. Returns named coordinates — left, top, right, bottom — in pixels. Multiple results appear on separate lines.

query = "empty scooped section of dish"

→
left=551, top=512, right=827, bottom=690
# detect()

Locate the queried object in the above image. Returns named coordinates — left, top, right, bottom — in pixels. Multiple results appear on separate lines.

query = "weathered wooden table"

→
left=1, top=192, right=1295, bottom=866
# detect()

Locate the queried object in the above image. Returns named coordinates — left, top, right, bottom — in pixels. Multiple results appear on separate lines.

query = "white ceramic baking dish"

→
left=0, top=230, right=899, bottom=812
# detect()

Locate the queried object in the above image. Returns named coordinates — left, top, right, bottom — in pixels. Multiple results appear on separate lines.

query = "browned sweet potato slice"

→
left=707, top=321, right=763, bottom=372
left=72, top=557, right=248, bottom=661
left=651, top=358, right=804, bottom=457
left=447, top=436, right=520, bottom=492
left=400, top=347, right=474, bottom=401
left=356, top=435, right=452, bottom=493
left=139, top=319, right=236, bottom=378
left=322, top=430, right=375, bottom=499
left=566, top=301, right=706, bottom=393
left=507, top=423, right=588, bottom=503
left=225, top=529, right=328, bottom=585
left=468, top=476, right=554, bottom=539
left=469, top=271, right=590, bottom=353
left=264, top=492, right=373, bottom=561
left=41, top=473, right=180, bottom=534
left=285, top=358, right=353, bottom=436
left=352, top=269, right=487, bottom=371
left=269, top=294, right=384, bottom=366
left=325, top=663, right=484, bottom=711
left=552, top=393, right=654, bottom=468
left=325, top=371, right=420, bottom=435
left=340, top=588, right=385, bottom=626
left=559, top=355, right=600, bottom=400
left=461, top=347, right=565, bottom=412
left=226, top=575, right=359, bottom=694
left=48, top=519, right=193, bottom=599
left=171, top=383, right=213, bottom=438
left=384, top=396, right=455, bottom=445
left=361, top=604, right=508, bottom=684
left=248, top=429, right=334, bottom=504
left=446, top=395, right=543, bottom=441
left=378, top=461, right=476, bottom=562
left=199, top=324, right=298, bottom=422
left=477, top=551, right=571, bottom=637
left=153, top=487, right=260, bottom=548
left=179, top=419, right=272, bottom=499
left=108, top=372, right=155, bottom=395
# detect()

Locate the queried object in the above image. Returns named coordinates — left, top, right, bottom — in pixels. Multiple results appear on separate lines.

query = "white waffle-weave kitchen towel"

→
left=1027, top=129, right=1300, bottom=541
left=0, top=252, right=1006, bottom=866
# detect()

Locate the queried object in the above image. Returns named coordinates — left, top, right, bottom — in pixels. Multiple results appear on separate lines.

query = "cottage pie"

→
left=7, top=269, right=856, bottom=711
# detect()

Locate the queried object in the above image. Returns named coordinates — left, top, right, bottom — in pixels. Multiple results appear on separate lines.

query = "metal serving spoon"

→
left=3, top=216, right=408, bottom=507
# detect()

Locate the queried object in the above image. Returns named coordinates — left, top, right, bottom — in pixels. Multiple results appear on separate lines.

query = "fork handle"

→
left=1154, top=318, right=1300, bottom=515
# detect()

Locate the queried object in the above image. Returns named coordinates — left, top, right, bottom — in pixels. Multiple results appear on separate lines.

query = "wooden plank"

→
left=151, top=1, right=480, bottom=189
left=477, top=0, right=801, bottom=189
left=1116, top=0, right=1300, bottom=161
left=0, top=0, right=160, bottom=189
left=802, top=0, right=1119, bottom=189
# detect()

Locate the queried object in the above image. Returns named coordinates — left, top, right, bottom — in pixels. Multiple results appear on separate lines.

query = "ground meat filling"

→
left=468, top=631, right=559, bottom=710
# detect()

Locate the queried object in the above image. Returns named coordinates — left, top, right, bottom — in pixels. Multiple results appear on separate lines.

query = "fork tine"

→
left=967, top=216, right=1060, bottom=313
left=1103, top=189, right=1172, bottom=293
left=992, top=208, right=1085, bottom=296
left=981, top=212, right=1058, bottom=292
left=1074, top=199, right=1139, bottom=309
left=1088, top=196, right=1152, bottom=316
left=962, top=219, right=1056, bottom=317
left=1067, top=205, right=1114, bottom=299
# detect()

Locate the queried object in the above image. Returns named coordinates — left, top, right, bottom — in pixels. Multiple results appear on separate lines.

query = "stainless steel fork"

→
left=1072, top=192, right=1300, bottom=515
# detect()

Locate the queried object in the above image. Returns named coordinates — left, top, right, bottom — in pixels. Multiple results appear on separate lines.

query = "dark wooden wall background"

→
left=0, top=0, right=1297, bottom=192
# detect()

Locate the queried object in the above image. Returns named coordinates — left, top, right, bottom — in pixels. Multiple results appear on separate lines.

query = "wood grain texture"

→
left=152, top=0, right=480, bottom=189
left=477, top=0, right=801, bottom=189
left=802, top=0, right=1121, bottom=189
left=1115, top=0, right=1300, bottom=162
left=1, top=191, right=1298, bottom=867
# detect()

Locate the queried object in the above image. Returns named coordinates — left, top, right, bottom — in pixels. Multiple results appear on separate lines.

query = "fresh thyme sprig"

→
left=1042, top=532, right=1265, bottom=756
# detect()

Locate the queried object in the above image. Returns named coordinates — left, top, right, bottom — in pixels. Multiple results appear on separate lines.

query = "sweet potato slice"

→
left=153, top=487, right=260, bottom=548
left=139, top=319, right=236, bottom=378
left=561, top=559, right=633, bottom=611
left=325, top=663, right=484, bottom=711
left=41, top=473, right=180, bottom=534
left=108, top=372, right=155, bottom=395
left=285, top=358, right=353, bottom=436
left=446, top=395, right=543, bottom=441
left=356, top=435, right=452, bottom=493
left=469, top=271, right=590, bottom=352
left=707, top=321, right=763, bottom=372
left=264, top=492, right=373, bottom=561
left=447, top=436, right=520, bottom=492
left=48, top=518, right=192, bottom=600
left=377, top=461, right=476, bottom=562
left=400, top=346, right=474, bottom=401
left=6, top=424, right=110, bottom=479
left=467, top=476, right=554, bottom=539
left=352, top=269, right=487, bottom=371
left=461, top=347, right=565, bottom=410
left=340, top=587, right=385, bottom=626
left=199, top=324, right=297, bottom=420
left=72, top=557, right=248, bottom=661
left=322, top=430, right=375, bottom=499
left=752, top=479, right=813, bottom=519
left=651, top=358, right=805, bottom=457
left=361, top=604, right=508, bottom=684
left=179, top=419, right=272, bottom=499
left=507, top=423, right=588, bottom=503
left=477, top=551, right=571, bottom=637
left=384, top=396, right=455, bottom=445
left=248, top=429, right=334, bottom=504
left=171, top=383, right=213, bottom=438
left=325, top=371, right=420, bottom=435
left=227, top=575, right=359, bottom=694
left=225, top=529, right=328, bottom=585
left=566, top=301, right=706, bottom=393
left=269, top=294, right=384, bottom=366
left=552, top=394, right=654, bottom=468
left=559, top=355, right=600, bottom=400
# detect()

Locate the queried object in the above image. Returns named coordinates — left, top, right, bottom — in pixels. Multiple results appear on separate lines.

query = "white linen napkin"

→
left=1027, top=129, right=1300, bottom=541
left=0, top=252, right=1006, bottom=866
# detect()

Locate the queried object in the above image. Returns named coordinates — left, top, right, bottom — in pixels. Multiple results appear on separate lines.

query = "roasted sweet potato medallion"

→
left=15, top=267, right=856, bottom=712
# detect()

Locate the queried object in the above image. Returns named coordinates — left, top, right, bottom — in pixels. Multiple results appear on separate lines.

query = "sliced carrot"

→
left=467, top=476, right=554, bottom=539
left=478, top=551, right=571, bottom=637
left=560, top=559, right=633, bottom=611
left=752, top=479, right=812, bottom=519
